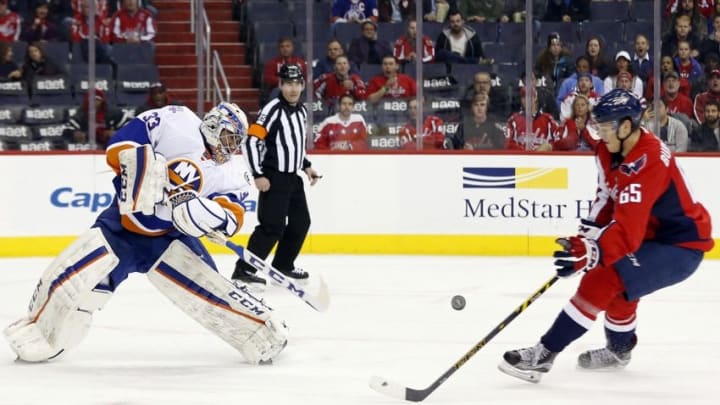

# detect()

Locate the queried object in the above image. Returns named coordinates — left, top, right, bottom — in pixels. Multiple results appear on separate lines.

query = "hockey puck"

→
left=451, top=295, right=466, bottom=310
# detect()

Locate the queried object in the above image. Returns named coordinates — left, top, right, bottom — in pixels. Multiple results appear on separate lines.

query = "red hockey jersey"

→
left=111, top=7, right=156, bottom=42
left=393, top=34, right=435, bottom=63
left=313, top=72, right=368, bottom=103
left=589, top=129, right=714, bottom=267
left=314, top=113, right=369, bottom=151
left=0, top=10, right=21, bottom=42
left=399, top=115, right=445, bottom=150
left=505, top=112, right=558, bottom=151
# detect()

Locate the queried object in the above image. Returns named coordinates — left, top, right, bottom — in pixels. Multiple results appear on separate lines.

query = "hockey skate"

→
left=498, top=343, right=558, bottom=383
left=279, top=267, right=309, bottom=280
left=577, top=347, right=631, bottom=370
left=231, top=261, right=267, bottom=291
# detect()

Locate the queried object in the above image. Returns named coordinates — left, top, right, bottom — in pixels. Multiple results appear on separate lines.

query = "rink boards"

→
left=0, top=152, right=718, bottom=258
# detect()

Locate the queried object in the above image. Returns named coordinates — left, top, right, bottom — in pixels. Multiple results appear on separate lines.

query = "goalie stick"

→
left=207, top=232, right=330, bottom=312
left=369, top=275, right=559, bottom=402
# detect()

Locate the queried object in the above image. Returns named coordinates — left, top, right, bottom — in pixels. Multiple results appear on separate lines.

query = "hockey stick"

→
left=369, top=275, right=559, bottom=402
left=207, top=232, right=330, bottom=312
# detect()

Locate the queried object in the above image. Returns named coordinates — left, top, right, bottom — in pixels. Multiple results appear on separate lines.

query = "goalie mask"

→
left=200, top=102, right=248, bottom=164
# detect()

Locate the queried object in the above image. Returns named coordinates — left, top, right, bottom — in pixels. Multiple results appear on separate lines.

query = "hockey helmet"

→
left=278, top=64, right=304, bottom=84
left=199, top=102, right=248, bottom=164
left=592, top=88, right=644, bottom=127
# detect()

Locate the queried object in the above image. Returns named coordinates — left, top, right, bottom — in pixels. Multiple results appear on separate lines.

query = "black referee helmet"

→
left=279, top=64, right=304, bottom=84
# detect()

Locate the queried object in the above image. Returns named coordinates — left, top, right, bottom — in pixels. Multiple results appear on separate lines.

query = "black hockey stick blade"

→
left=369, top=275, right=559, bottom=402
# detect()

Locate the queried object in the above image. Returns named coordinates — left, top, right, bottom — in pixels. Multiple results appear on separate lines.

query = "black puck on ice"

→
left=451, top=295, right=466, bottom=310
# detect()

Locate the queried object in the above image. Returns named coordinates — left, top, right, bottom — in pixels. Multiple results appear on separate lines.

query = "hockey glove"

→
left=170, top=190, right=239, bottom=238
left=577, top=218, right=603, bottom=240
left=553, top=236, right=601, bottom=278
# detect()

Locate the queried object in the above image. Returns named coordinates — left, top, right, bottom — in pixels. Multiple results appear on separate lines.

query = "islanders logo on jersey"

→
left=167, top=158, right=204, bottom=193
left=463, top=167, right=568, bottom=189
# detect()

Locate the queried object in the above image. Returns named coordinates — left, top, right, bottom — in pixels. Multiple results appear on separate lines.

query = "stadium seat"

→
left=70, top=41, right=113, bottom=64
left=244, top=2, right=290, bottom=42
left=11, top=41, right=27, bottom=65
left=70, top=64, right=114, bottom=96
left=624, top=21, right=654, bottom=43
left=590, top=0, right=630, bottom=22
left=44, top=41, right=72, bottom=67
left=112, top=42, right=155, bottom=65
left=294, top=20, right=331, bottom=44
left=403, top=62, right=448, bottom=78
left=358, top=64, right=383, bottom=82
left=252, top=21, right=294, bottom=49
left=333, top=23, right=360, bottom=50
left=22, top=106, right=66, bottom=125
left=469, top=22, right=500, bottom=43
left=498, top=23, right=527, bottom=48
left=115, top=64, right=159, bottom=106
left=0, top=104, right=24, bottom=124
left=579, top=21, right=625, bottom=47
left=420, top=22, right=444, bottom=44
left=630, top=0, right=653, bottom=21
left=378, top=23, right=406, bottom=45
left=0, top=124, right=33, bottom=150
left=0, top=80, right=30, bottom=105
left=30, top=75, right=74, bottom=106
left=450, top=64, right=492, bottom=88
left=538, top=22, right=579, bottom=46
left=484, top=42, right=517, bottom=64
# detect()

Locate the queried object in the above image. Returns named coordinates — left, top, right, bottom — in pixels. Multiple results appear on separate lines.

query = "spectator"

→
left=604, top=51, right=644, bottom=98
left=462, top=71, right=510, bottom=117
left=631, top=34, right=653, bottom=82
left=709, top=0, right=720, bottom=33
left=458, top=0, right=508, bottom=23
left=543, top=0, right=590, bottom=22
left=663, top=70, right=695, bottom=118
left=314, top=94, right=369, bottom=151
left=111, top=0, right=155, bottom=44
left=108, top=0, right=157, bottom=16
left=518, top=70, right=560, bottom=120
left=348, top=21, right=393, bottom=66
left=39, top=0, right=74, bottom=25
left=449, top=93, right=504, bottom=150
left=553, top=94, right=599, bottom=151
left=63, top=90, right=127, bottom=148
left=423, top=0, right=454, bottom=23
left=435, top=11, right=490, bottom=64
left=313, top=55, right=367, bottom=106
left=21, top=42, right=63, bottom=89
left=367, top=55, right=416, bottom=102
left=378, top=0, right=415, bottom=23
left=642, top=98, right=689, bottom=152
left=399, top=98, right=445, bottom=150
left=313, top=39, right=353, bottom=78
left=557, top=55, right=605, bottom=108
left=393, top=18, right=435, bottom=64
left=584, top=36, right=611, bottom=79
left=21, top=2, right=59, bottom=42
left=675, top=39, right=704, bottom=85
left=332, top=0, right=379, bottom=24
left=691, top=52, right=720, bottom=98
left=534, top=32, right=574, bottom=91
left=666, top=0, right=708, bottom=38
left=699, top=14, right=720, bottom=63
left=667, top=0, right=714, bottom=19
left=559, top=72, right=599, bottom=122
left=662, top=14, right=701, bottom=58
left=0, top=0, right=21, bottom=42
left=263, top=38, right=307, bottom=89
left=646, top=54, right=692, bottom=100
left=505, top=87, right=557, bottom=151
left=134, top=82, right=182, bottom=115
left=0, top=41, right=21, bottom=82
left=689, top=99, right=720, bottom=150
left=693, top=68, right=720, bottom=123
left=71, top=0, right=113, bottom=64
left=504, top=0, right=546, bottom=22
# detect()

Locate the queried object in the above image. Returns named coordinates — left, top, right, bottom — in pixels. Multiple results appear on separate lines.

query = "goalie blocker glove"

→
left=553, top=236, right=601, bottom=278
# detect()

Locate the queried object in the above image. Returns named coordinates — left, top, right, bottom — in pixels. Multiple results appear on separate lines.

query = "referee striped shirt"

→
left=242, top=95, right=311, bottom=177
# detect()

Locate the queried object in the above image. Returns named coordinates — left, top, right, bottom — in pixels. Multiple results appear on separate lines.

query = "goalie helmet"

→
left=200, top=102, right=248, bottom=164
left=592, top=89, right=644, bottom=127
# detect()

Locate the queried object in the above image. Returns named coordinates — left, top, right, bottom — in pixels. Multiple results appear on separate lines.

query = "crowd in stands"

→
left=0, top=0, right=167, bottom=151
left=248, top=0, right=720, bottom=153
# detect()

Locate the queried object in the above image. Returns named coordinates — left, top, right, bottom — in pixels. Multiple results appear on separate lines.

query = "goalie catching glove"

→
left=553, top=236, right=601, bottom=278
left=170, top=190, right=239, bottom=238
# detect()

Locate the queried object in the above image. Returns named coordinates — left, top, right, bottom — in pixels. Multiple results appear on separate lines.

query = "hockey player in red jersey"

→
left=505, top=87, right=557, bottom=151
left=499, top=89, right=714, bottom=383
left=314, top=94, right=369, bottom=151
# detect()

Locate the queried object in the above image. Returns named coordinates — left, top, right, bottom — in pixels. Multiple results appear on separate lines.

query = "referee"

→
left=233, top=64, right=321, bottom=287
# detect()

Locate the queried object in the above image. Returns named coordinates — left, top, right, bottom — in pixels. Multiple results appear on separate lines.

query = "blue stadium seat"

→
left=403, top=62, right=448, bottom=78
left=0, top=125, right=33, bottom=150
left=70, top=41, right=113, bottom=64
left=484, top=42, right=517, bottom=64
left=358, top=64, right=382, bottom=82
left=624, top=21, right=654, bottom=43
left=579, top=21, right=625, bottom=47
left=70, top=64, right=115, bottom=103
left=378, top=22, right=406, bottom=45
left=590, top=0, right=630, bottom=22
left=333, top=23, right=361, bottom=50
left=420, top=22, right=444, bottom=44
left=450, top=64, right=492, bottom=87
left=0, top=104, right=24, bottom=124
left=112, top=42, right=155, bottom=65
left=294, top=20, right=331, bottom=44
left=630, top=0, right=653, bottom=21
left=11, top=41, right=26, bottom=65
left=30, top=75, right=74, bottom=106
left=0, top=80, right=30, bottom=105
left=498, top=23, right=527, bottom=48
left=244, top=1, right=288, bottom=22
left=22, top=106, right=66, bottom=125
left=469, top=22, right=500, bottom=43
left=252, top=21, right=294, bottom=48
left=115, top=64, right=159, bottom=106
left=44, top=41, right=71, bottom=67
left=538, top=22, right=579, bottom=46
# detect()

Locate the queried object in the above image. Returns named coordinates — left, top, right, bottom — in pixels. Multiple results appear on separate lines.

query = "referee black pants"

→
left=239, top=169, right=311, bottom=273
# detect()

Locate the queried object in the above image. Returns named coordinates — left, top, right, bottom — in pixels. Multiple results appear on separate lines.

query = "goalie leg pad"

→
left=147, top=241, right=288, bottom=364
left=4, top=228, right=118, bottom=362
left=118, top=144, right=168, bottom=215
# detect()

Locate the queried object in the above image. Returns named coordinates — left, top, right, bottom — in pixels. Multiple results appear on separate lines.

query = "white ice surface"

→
left=0, top=255, right=718, bottom=405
